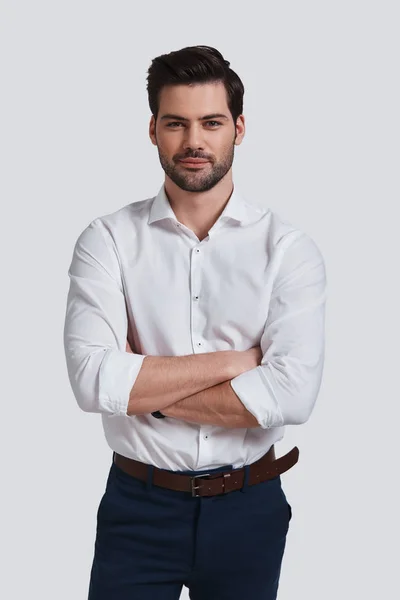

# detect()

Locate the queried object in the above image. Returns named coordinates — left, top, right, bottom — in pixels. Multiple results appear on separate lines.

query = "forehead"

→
left=158, top=82, right=230, bottom=117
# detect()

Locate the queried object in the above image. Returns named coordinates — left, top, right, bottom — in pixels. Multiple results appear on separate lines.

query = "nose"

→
left=182, top=124, right=205, bottom=151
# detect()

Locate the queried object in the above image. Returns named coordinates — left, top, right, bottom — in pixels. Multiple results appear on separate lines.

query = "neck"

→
left=164, top=173, right=234, bottom=239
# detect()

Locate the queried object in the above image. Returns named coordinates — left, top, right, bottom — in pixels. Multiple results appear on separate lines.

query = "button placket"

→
left=191, top=245, right=204, bottom=352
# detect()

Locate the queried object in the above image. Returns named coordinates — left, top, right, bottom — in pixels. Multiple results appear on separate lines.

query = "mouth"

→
left=178, top=159, right=210, bottom=168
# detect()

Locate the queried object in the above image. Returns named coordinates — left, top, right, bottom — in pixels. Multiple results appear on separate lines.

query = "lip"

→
left=179, top=159, right=210, bottom=166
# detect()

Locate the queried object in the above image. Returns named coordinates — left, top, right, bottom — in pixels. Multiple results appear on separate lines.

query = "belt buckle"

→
left=190, top=472, right=232, bottom=497
left=191, top=473, right=211, bottom=497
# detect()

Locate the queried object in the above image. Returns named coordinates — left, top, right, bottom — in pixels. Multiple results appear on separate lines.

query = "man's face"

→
left=149, top=82, right=245, bottom=192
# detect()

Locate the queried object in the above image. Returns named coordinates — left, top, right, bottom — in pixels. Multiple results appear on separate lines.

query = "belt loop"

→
left=146, top=464, right=155, bottom=490
left=240, top=464, right=250, bottom=493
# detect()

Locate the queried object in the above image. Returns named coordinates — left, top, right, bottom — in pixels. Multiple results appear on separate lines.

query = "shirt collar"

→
left=148, top=183, right=266, bottom=228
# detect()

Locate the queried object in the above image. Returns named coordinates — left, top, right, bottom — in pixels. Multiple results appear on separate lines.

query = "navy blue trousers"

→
left=88, top=452, right=292, bottom=599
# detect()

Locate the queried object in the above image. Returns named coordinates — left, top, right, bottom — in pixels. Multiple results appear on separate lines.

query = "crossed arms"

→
left=124, top=339, right=260, bottom=429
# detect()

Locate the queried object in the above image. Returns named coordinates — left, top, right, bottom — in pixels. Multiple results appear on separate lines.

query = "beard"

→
left=155, top=137, right=236, bottom=193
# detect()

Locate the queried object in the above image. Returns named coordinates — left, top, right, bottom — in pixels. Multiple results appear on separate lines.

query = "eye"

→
left=165, top=121, right=223, bottom=128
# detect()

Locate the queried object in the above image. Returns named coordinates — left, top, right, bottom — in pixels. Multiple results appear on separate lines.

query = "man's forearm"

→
left=127, top=350, right=234, bottom=416
left=162, top=380, right=260, bottom=429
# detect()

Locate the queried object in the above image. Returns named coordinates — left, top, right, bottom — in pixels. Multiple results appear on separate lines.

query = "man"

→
left=63, top=45, right=327, bottom=600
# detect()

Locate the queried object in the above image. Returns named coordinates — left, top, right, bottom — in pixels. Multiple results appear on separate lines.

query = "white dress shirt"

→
left=63, top=183, right=327, bottom=471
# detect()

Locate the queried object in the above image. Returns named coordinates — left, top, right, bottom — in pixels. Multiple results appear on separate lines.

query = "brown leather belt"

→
left=113, top=445, right=299, bottom=497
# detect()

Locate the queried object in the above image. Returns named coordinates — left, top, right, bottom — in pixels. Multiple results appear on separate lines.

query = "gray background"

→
left=1, top=1, right=399, bottom=598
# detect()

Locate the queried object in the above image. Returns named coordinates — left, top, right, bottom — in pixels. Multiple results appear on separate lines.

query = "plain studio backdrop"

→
left=1, top=1, right=399, bottom=598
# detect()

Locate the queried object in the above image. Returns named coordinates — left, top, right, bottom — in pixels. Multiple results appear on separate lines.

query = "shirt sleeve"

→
left=63, top=218, right=147, bottom=415
left=230, top=231, right=327, bottom=429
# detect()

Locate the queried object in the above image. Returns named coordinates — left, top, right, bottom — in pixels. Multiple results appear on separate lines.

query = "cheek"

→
left=216, top=132, right=234, bottom=150
left=157, top=135, right=179, bottom=157
left=214, top=140, right=233, bottom=160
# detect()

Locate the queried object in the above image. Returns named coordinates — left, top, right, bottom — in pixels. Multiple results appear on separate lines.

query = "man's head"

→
left=147, top=46, right=245, bottom=193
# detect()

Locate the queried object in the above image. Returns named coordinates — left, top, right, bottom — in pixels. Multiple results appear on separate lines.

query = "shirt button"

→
left=204, top=435, right=209, bottom=440
left=197, top=342, right=202, bottom=347
left=194, top=295, right=199, bottom=300
left=195, top=249, right=200, bottom=253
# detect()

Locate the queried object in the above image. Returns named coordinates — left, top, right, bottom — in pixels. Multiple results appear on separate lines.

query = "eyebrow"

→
left=160, top=113, right=230, bottom=121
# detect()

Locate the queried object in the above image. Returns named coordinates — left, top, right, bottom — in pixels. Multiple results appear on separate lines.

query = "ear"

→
left=149, top=115, right=157, bottom=146
left=234, top=114, right=245, bottom=146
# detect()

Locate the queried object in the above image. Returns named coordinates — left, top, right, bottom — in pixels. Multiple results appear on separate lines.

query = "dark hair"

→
left=146, top=45, right=244, bottom=124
